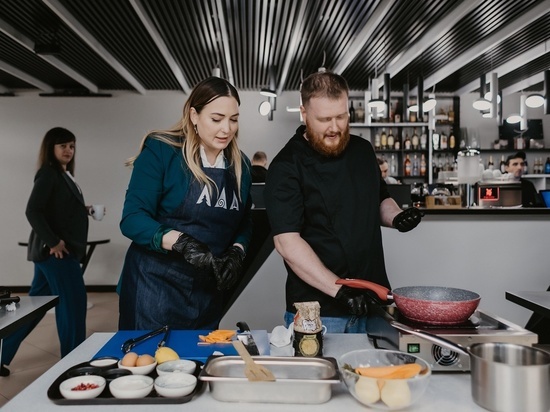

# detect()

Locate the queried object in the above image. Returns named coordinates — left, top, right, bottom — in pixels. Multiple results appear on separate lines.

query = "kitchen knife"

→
left=236, top=321, right=260, bottom=356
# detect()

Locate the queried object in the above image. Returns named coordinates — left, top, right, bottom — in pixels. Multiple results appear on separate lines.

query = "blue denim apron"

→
left=119, top=167, right=245, bottom=330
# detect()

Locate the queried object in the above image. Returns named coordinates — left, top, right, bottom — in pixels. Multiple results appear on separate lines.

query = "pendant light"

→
left=473, top=75, right=491, bottom=111
left=525, top=94, right=544, bottom=108
left=368, top=77, right=385, bottom=112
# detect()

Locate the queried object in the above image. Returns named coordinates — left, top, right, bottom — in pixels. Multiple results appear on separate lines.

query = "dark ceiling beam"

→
left=130, top=0, right=190, bottom=94
left=376, top=0, right=482, bottom=87
left=215, top=0, right=234, bottom=86
left=0, top=16, right=98, bottom=93
left=276, top=0, right=309, bottom=96
left=456, top=39, right=550, bottom=95
left=332, top=0, right=395, bottom=75
left=502, top=72, right=545, bottom=96
left=42, top=0, right=146, bottom=94
left=416, top=0, right=550, bottom=95
left=0, top=60, right=54, bottom=92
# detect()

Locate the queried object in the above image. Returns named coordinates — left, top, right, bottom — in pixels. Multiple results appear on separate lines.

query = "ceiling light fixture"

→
left=408, top=103, right=419, bottom=112
left=525, top=93, right=544, bottom=108
left=506, top=113, right=522, bottom=124
left=484, top=91, right=501, bottom=104
left=423, top=93, right=437, bottom=112
left=286, top=106, right=300, bottom=112
left=368, top=73, right=386, bottom=112
left=258, top=101, right=272, bottom=116
left=473, top=75, right=491, bottom=111
left=260, top=88, right=277, bottom=98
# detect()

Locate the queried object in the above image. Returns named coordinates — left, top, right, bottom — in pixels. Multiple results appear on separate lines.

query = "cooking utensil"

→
left=0, top=296, right=20, bottom=305
left=231, top=340, right=275, bottom=382
left=121, top=325, right=169, bottom=353
left=390, top=320, right=550, bottom=412
left=336, top=278, right=480, bottom=325
left=236, top=321, right=260, bottom=355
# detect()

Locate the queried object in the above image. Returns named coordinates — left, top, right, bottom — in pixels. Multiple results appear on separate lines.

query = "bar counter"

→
left=420, top=207, right=550, bottom=215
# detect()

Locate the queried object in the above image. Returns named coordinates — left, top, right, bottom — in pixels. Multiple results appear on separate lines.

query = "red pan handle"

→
left=335, top=278, right=391, bottom=302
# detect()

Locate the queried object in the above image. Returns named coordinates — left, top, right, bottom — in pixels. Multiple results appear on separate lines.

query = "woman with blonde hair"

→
left=118, top=77, right=252, bottom=330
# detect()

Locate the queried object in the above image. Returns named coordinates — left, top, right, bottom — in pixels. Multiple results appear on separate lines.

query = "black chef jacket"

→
left=265, top=125, right=392, bottom=316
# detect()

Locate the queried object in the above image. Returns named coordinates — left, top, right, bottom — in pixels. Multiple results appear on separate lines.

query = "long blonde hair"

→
left=126, top=77, right=244, bottom=197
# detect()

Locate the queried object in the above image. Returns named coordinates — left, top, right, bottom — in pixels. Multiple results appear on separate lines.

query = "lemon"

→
left=155, top=346, right=179, bottom=364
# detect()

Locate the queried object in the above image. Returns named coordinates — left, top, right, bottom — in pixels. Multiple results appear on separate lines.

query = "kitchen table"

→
left=1, top=295, right=59, bottom=366
left=1, top=332, right=486, bottom=412
left=506, top=291, right=550, bottom=319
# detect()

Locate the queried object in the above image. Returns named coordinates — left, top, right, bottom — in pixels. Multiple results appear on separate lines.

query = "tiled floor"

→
left=0, top=292, right=119, bottom=407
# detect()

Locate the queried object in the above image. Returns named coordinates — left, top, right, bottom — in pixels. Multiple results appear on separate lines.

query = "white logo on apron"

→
left=196, top=186, right=240, bottom=211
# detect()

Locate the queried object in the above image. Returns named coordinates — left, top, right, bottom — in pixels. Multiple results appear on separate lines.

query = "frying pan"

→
left=335, top=278, right=480, bottom=325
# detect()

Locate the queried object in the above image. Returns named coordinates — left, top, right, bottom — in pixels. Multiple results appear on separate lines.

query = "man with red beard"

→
left=265, top=71, right=422, bottom=333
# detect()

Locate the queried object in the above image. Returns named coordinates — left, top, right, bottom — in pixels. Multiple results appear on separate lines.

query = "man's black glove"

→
left=335, top=285, right=368, bottom=316
left=214, top=245, right=245, bottom=291
left=392, top=207, right=423, bottom=233
left=172, top=233, right=214, bottom=270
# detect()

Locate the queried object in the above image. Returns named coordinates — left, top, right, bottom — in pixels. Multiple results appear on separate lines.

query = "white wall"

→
left=0, top=90, right=300, bottom=288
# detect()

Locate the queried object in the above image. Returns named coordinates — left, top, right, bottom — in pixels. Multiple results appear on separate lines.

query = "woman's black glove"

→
left=392, top=207, right=423, bottom=232
left=214, top=245, right=245, bottom=291
left=172, top=233, right=214, bottom=270
left=335, top=285, right=368, bottom=316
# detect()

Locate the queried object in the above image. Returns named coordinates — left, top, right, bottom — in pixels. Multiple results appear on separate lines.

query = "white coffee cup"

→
left=91, top=204, right=105, bottom=221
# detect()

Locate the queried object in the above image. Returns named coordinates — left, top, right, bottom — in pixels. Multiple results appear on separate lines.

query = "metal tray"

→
left=47, top=360, right=203, bottom=405
left=199, top=356, right=340, bottom=404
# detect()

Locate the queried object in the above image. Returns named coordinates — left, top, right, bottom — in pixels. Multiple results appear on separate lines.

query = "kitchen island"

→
left=2, top=332, right=485, bottom=411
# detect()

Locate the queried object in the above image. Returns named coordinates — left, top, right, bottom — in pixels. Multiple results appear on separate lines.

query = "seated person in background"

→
left=251, top=151, right=268, bottom=183
left=505, top=151, right=544, bottom=207
left=377, top=158, right=398, bottom=184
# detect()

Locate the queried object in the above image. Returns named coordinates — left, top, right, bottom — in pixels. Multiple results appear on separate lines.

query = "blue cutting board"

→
left=93, top=330, right=270, bottom=363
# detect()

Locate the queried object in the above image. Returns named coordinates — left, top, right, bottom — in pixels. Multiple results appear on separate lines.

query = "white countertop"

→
left=2, top=332, right=485, bottom=412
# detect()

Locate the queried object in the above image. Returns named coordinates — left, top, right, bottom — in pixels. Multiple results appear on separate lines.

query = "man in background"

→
left=505, top=151, right=543, bottom=207
left=378, top=158, right=398, bottom=184
left=251, top=151, right=268, bottom=183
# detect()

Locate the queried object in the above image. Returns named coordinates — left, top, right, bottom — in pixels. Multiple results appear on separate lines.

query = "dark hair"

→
left=300, top=71, right=349, bottom=107
left=506, top=151, right=526, bottom=165
left=38, top=127, right=76, bottom=174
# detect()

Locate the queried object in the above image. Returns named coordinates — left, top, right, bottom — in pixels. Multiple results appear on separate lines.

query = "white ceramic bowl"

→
left=59, top=375, right=106, bottom=400
left=109, top=375, right=154, bottom=399
left=89, top=356, right=119, bottom=368
left=339, top=349, right=431, bottom=411
left=156, top=359, right=196, bottom=375
left=154, top=373, right=197, bottom=398
left=117, top=359, right=157, bottom=375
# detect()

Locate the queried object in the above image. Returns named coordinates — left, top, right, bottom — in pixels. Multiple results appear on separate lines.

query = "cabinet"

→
left=349, top=94, right=461, bottom=185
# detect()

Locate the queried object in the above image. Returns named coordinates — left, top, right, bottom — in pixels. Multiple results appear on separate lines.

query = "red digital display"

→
left=479, top=186, right=500, bottom=201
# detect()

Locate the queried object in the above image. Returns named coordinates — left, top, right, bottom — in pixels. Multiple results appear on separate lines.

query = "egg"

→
left=136, top=354, right=155, bottom=367
left=354, top=376, right=380, bottom=404
left=121, top=352, right=138, bottom=367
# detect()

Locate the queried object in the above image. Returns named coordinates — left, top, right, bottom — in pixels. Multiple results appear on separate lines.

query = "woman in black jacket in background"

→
left=1, top=128, right=89, bottom=377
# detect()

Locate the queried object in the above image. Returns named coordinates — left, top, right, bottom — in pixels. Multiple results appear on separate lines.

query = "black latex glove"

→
left=335, top=285, right=368, bottom=316
left=392, top=207, right=423, bottom=233
left=172, top=233, right=214, bottom=270
left=214, top=245, right=245, bottom=291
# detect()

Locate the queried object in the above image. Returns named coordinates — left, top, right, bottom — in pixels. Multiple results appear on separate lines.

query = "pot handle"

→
left=335, top=278, right=391, bottom=302
left=390, top=320, right=470, bottom=357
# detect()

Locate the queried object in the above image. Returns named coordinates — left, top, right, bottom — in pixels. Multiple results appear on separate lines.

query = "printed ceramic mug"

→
left=91, top=204, right=105, bottom=221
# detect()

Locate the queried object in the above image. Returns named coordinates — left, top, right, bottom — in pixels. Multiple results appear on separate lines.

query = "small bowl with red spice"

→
left=59, top=375, right=106, bottom=400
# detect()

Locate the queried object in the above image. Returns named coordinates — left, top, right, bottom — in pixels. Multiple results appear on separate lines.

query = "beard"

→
left=305, top=123, right=350, bottom=157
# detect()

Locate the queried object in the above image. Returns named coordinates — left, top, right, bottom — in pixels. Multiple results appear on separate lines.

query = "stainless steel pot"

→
left=391, top=321, right=550, bottom=412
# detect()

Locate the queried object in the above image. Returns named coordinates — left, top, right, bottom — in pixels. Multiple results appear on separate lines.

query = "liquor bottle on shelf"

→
left=404, top=154, right=412, bottom=176
left=355, top=102, right=365, bottom=123
left=448, top=106, right=455, bottom=124
left=387, top=128, right=395, bottom=149
left=433, top=156, right=440, bottom=180
left=524, top=159, right=529, bottom=175
left=420, top=131, right=427, bottom=150
left=487, top=155, right=494, bottom=171
left=374, top=132, right=381, bottom=150
left=432, top=133, right=440, bottom=150
left=500, top=155, right=507, bottom=174
left=390, top=154, right=397, bottom=176
left=545, top=157, right=550, bottom=174
left=440, top=131, right=448, bottom=150
left=420, top=153, right=427, bottom=176
left=394, top=132, right=401, bottom=150
left=449, top=129, right=456, bottom=149
left=404, top=133, right=412, bottom=150
left=380, top=128, right=388, bottom=150
left=411, top=128, right=419, bottom=150
left=412, top=154, right=419, bottom=176
left=349, top=101, right=356, bottom=123
left=409, top=110, right=417, bottom=123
